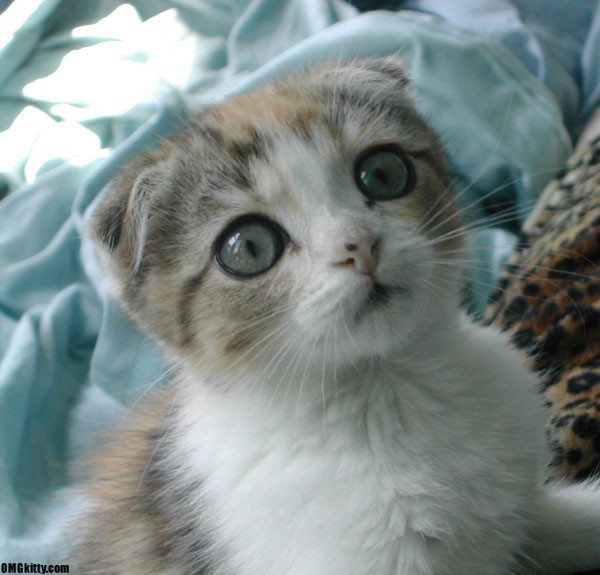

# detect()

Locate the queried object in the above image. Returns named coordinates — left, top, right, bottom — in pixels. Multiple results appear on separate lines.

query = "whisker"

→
left=418, top=93, right=518, bottom=232
left=419, top=163, right=565, bottom=243
left=429, top=254, right=598, bottom=284
left=424, top=260, right=590, bottom=326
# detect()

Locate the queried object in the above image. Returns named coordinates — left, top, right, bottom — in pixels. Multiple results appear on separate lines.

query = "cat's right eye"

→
left=215, top=215, right=288, bottom=278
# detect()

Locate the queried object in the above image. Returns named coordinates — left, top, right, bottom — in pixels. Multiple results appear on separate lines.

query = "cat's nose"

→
left=334, top=235, right=380, bottom=277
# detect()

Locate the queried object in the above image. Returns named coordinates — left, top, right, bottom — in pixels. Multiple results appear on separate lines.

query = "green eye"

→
left=216, top=216, right=288, bottom=278
left=355, top=146, right=414, bottom=201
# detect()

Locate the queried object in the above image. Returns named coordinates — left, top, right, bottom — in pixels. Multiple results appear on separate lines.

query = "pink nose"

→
left=334, top=235, right=380, bottom=277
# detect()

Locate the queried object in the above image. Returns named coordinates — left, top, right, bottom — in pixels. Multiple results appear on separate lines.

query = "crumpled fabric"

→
left=0, top=0, right=573, bottom=562
left=400, top=0, right=600, bottom=137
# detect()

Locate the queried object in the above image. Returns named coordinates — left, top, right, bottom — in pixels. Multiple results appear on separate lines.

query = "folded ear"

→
left=89, top=149, right=171, bottom=274
left=307, top=56, right=414, bottom=111
left=353, top=56, right=410, bottom=86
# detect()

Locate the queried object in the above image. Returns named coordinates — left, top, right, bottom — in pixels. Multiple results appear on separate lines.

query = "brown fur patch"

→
left=211, top=87, right=320, bottom=140
left=69, top=395, right=170, bottom=573
left=68, top=393, right=219, bottom=574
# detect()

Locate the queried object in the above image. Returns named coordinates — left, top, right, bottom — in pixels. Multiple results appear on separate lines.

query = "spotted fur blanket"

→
left=484, top=136, right=600, bottom=483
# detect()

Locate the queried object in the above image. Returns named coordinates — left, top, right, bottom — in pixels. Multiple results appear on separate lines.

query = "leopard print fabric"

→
left=484, top=135, right=600, bottom=482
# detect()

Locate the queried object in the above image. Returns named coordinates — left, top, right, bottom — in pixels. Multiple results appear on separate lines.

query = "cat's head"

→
left=90, top=58, right=463, bottom=381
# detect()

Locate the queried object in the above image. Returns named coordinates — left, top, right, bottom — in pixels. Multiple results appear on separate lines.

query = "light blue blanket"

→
left=0, top=0, right=595, bottom=562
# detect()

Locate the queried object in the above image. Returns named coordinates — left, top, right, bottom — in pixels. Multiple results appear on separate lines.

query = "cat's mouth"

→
left=353, top=282, right=402, bottom=323
left=368, top=282, right=390, bottom=306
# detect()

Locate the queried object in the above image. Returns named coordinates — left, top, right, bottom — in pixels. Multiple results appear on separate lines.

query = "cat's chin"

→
left=336, top=274, right=462, bottom=364
left=298, top=292, right=421, bottom=366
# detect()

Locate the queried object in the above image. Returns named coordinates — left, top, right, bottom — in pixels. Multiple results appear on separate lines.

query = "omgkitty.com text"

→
left=1, top=564, right=69, bottom=573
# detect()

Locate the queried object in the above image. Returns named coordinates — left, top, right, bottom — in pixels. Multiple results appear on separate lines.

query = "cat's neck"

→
left=175, top=308, right=467, bottom=430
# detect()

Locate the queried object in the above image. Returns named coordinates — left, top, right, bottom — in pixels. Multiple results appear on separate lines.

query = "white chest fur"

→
left=172, top=317, right=546, bottom=575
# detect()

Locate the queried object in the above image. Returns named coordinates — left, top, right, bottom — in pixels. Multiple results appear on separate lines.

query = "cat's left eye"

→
left=215, top=216, right=288, bottom=278
left=355, top=145, right=414, bottom=202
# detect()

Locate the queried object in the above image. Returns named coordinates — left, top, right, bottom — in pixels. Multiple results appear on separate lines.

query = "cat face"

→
left=90, top=58, right=462, bottom=379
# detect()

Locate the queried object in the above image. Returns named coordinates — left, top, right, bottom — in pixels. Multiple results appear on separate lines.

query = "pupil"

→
left=375, top=167, right=388, bottom=187
left=245, top=239, right=258, bottom=258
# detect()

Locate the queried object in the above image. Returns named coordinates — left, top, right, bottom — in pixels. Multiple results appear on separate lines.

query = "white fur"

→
left=171, top=313, right=600, bottom=574
left=161, top=131, right=600, bottom=575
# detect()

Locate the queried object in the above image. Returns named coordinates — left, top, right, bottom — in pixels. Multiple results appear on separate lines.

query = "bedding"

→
left=0, top=0, right=599, bottom=564
left=484, top=133, right=600, bottom=483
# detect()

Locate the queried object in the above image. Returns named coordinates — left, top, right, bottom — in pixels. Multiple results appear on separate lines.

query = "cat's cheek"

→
left=187, top=275, right=292, bottom=368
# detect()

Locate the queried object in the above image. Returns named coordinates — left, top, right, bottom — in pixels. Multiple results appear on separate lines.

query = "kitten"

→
left=71, top=58, right=600, bottom=574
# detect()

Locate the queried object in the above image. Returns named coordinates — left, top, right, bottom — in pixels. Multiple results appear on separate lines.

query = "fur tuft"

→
left=528, top=482, right=600, bottom=573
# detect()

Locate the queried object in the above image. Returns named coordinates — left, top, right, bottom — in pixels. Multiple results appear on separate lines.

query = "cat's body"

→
left=70, top=59, right=600, bottom=574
